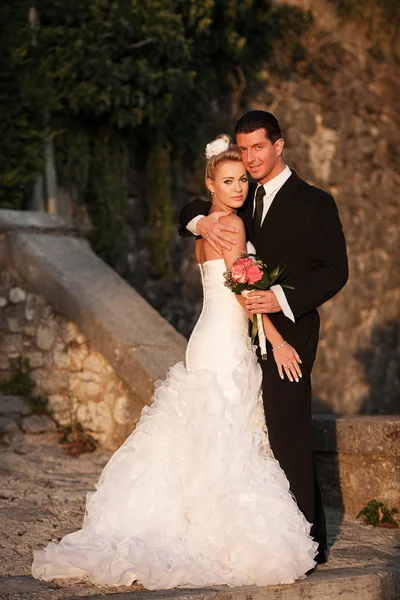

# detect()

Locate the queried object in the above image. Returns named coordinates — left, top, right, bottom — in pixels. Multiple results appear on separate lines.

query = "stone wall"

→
left=95, top=1, right=400, bottom=417
left=313, top=415, right=400, bottom=515
left=0, top=210, right=186, bottom=449
left=0, top=268, right=138, bottom=448
left=255, top=17, right=400, bottom=414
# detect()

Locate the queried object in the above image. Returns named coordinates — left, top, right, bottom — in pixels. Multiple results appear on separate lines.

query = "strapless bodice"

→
left=185, top=259, right=250, bottom=373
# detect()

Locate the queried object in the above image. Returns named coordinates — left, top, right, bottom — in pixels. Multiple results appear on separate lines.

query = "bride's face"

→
left=207, top=161, right=248, bottom=211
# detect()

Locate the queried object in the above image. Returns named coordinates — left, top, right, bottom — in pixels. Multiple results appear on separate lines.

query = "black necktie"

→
left=253, top=186, right=266, bottom=236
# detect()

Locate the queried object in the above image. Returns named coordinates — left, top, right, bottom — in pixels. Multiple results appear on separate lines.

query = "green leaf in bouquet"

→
left=282, top=284, right=295, bottom=290
left=269, top=264, right=287, bottom=286
left=253, top=272, right=270, bottom=289
left=233, top=282, right=247, bottom=294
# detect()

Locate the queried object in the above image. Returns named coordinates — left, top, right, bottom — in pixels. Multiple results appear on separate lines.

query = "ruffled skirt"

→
left=32, top=351, right=317, bottom=589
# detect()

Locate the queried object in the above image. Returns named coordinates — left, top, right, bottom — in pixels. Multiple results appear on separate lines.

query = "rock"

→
left=114, top=395, right=139, bottom=425
left=47, top=394, right=76, bottom=425
left=32, top=369, right=70, bottom=395
left=36, top=319, right=58, bottom=351
left=0, top=296, right=7, bottom=307
left=70, top=377, right=103, bottom=403
left=9, top=287, right=26, bottom=304
left=0, top=395, right=30, bottom=416
left=0, top=416, right=20, bottom=433
left=52, top=342, right=70, bottom=369
left=25, top=293, right=38, bottom=321
left=0, top=268, right=13, bottom=289
left=0, top=356, right=10, bottom=370
left=0, top=333, right=23, bottom=354
left=21, top=414, right=56, bottom=434
left=24, top=351, right=46, bottom=368
left=82, top=353, right=106, bottom=373
left=76, top=400, right=112, bottom=433
left=24, top=325, right=36, bottom=337
left=6, top=316, right=23, bottom=333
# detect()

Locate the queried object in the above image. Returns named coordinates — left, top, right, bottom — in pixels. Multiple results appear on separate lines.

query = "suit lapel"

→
left=253, top=171, right=302, bottom=252
left=264, top=171, right=301, bottom=224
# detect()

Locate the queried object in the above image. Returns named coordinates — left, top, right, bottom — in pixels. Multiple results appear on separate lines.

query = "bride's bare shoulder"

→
left=218, top=213, right=245, bottom=231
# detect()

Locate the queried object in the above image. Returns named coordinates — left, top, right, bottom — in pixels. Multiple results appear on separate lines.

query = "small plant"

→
left=357, top=499, right=399, bottom=528
left=0, top=357, right=50, bottom=415
left=0, top=357, right=35, bottom=397
left=57, top=420, right=98, bottom=456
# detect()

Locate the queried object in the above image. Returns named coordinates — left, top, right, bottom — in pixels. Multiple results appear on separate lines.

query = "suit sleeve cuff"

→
left=270, top=285, right=295, bottom=323
left=187, top=215, right=205, bottom=235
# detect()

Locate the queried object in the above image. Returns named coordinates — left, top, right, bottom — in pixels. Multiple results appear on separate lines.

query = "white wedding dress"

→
left=32, top=258, right=317, bottom=589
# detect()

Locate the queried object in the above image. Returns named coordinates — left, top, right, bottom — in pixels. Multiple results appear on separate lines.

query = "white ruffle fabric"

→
left=32, top=355, right=316, bottom=589
left=32, top=259, right=317, bottom=589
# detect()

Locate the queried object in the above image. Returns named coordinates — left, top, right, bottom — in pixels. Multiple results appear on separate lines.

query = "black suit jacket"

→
left=178, top=171, right=348, bottom=363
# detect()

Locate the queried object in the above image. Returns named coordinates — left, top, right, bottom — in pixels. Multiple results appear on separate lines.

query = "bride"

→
left=32, top=136, right=317, bottom=590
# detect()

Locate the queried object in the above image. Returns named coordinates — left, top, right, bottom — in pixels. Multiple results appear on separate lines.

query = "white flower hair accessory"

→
left=205, top=138, right=230, bottom=159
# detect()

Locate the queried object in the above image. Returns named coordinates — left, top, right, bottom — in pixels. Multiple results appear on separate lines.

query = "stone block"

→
left=70, top=377, right=103, bottom=403
left=76, top=400, right=112, bottom=434
left=21, top=414, right=57, bottom=434
left=35, top=319, right=58, bottom=351
left=114, top=394, right=141, bottom=425
left=82, top=353, right=106, bottom=373
left=25, top=292, right=38, bottom=321
left=6, top=316, right=23, bottom=332
left=32, top=369, right=70, bottom=395
left=24, top=350, right=47, bottom=368
left=47, top=394, right=76, bottom=425
left=313, top=415, right=400, bottom=515
left=0, top=296, right=7, bottom=308
left=0, top=268, right=13, bottom=289
left=0, top=333, right=23, bottom=354
left=52, top=341, right=70, bottom=369
left=0, top=395, right=30, bottom=416
left=0, top=416, right=20, bottom=433
left=8, top=287, right=26, bottom=304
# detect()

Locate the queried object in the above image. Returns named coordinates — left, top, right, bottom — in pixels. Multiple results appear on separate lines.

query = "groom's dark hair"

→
left=235, top=110, right=282, bottom=144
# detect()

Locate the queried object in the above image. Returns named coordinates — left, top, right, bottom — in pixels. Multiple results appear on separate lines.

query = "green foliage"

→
left=146, top=144, right=174, bottom=277
left=1, top=0, right=311, bottom=262
left=0, top=356, right=35, bottom=397
left=58, top=420, right=98, bottom=455
left=0, top=356, right=50, bottom=414
left=0, top=3, right=48, bottom=209
left=357, top=499, right=399, bottom=527
left=86, top=128, right=129, bottom=264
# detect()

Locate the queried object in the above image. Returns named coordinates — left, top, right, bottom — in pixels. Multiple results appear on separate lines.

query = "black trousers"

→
left=259, top=344, right=327, bottom=556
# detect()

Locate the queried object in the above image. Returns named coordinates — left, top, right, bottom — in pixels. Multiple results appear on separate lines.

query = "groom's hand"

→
left=246, top=290, right=282, bottom=314
left=197, top=212, right=239, bottom=255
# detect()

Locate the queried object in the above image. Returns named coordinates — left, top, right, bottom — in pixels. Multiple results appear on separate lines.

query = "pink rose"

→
left=236, top=257, right=253, bottom=269
left=247, top=264, right=263, bottom=285
left=231, top=263, right=247, bottom=284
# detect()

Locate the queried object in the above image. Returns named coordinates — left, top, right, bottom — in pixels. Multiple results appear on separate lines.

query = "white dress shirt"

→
left=187, top=165, right=295, bottom=322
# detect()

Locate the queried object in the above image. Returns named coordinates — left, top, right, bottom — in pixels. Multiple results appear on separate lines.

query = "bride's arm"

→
left=213, top=215, right=302, bottom=382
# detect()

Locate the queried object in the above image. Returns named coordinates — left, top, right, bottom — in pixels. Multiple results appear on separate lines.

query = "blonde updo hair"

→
left=205, top=134, right=242, bottom=182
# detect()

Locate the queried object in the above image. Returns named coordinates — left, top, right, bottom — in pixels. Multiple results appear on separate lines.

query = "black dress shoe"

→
left=315, top=549, right=328, bottom=564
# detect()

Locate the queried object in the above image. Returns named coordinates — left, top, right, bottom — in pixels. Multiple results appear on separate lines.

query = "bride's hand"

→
left=272, top=342, right=302, bottom=382
left=197, top=212, right=238, bottom=254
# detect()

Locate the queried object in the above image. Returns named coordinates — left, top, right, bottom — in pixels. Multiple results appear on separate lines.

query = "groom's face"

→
left=236, top=129, right=284, bottom=184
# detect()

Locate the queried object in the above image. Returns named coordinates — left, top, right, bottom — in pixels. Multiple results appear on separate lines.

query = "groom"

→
left=178, top=110, right=348, bottom=563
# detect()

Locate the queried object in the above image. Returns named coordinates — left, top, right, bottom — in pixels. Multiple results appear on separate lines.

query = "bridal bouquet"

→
left=224, top=253, right=292, bottom=359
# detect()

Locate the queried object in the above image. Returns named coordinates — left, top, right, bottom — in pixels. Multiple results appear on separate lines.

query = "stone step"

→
left=71, top=568, right=397, bottom=600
